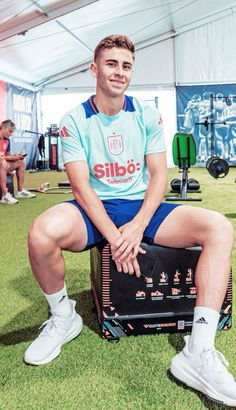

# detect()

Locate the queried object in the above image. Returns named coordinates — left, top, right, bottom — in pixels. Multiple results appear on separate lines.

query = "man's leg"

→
left=9, top=159, right=36, bottom=198
left=0, top=158, right=8, bottom=196
left=154, top=205, right=236, bottom=406
left=0, top=159, right=19, bottom=204
left=24, top=202, right=88, bottom=366
left=13, top=159, right=25, bottom=192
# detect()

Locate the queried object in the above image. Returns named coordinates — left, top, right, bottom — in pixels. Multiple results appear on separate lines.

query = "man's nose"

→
left=114, top=65, right=124, bottom=76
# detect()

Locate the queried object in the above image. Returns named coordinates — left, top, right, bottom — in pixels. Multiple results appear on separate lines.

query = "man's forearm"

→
left=133, top=173, right=167, bottom=229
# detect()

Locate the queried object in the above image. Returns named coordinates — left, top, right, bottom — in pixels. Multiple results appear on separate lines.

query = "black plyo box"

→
left=90, top=242, right=232, bottom=340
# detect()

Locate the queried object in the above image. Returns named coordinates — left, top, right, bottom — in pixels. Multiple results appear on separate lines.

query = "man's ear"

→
left=90, top=62, right=97, bottom=78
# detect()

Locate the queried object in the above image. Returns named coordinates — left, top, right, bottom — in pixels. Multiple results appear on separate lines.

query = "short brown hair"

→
left=94, top=34, right=135, bottom=61
left=0, top=119, right=15, bottom=129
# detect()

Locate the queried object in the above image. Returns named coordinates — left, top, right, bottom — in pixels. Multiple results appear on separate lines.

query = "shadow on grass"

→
left=1, top=268, right=101, bottom=346
left=225, top=213, right=236, bottom=219
left=167, top=369, right=229, bottom=410
left=0, top=289, right=101, bottom=346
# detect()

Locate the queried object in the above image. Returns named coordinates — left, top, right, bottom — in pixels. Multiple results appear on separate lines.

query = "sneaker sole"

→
left=24, top=314, right=83, bottom=366
left=170, top=356, right=236, bottom=407
left=0, top=201, right=18, bottom=204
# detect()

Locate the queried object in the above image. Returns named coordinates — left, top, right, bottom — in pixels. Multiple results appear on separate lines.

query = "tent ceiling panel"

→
left=0, top=0, right=236, bottom=90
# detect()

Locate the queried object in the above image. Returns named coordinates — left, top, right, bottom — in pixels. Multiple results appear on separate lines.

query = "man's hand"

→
left=112, top=220, right=146, bottom=262
left=110, top=220, right=146, bottom=277
left=112, top=251, right=142, bottom=278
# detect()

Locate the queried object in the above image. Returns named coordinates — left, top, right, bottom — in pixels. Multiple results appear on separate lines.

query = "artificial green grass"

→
left=0, top=168, right=236, bottom=410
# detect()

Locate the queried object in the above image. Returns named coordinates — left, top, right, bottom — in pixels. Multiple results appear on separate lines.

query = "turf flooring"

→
left=0, top=167, right=236, bottom=410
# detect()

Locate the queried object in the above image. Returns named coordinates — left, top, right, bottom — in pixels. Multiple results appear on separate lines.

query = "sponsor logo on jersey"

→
left=93, top=159, right=141, bottom=179
left=107, top=134, right=124, bottom=155
left=60, top=126, right=70, bottom=137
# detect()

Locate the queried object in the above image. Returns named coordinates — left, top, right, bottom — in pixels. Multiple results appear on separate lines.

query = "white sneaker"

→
left=0, top=192, right=18, bottom=204
left=15, top=188, right=36, bottom=198
left=170, top=335, right=236, bottom=407
left=24, top=300, right=83, bottom=365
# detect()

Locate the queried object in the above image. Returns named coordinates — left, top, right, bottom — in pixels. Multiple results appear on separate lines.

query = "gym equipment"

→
left=195, top=92, right=233, bottom=176
left=58, top=180, right=71, bottom=188
left=46, top=124, right=60, bottom=171
left=170, top=178, right=200, bottom=193
left=28, top=182, right=72, bottom=194
left=90, top=242, right=232, bottom=341
left=166, top=133, right=201, bottom=201
left=206, top=156, right=229, bottom=179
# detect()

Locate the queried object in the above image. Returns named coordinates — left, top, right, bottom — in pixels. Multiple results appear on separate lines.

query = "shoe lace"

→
left=203, top=348, right=229, bottom=374
left=39, top=313, right=67, bottom=337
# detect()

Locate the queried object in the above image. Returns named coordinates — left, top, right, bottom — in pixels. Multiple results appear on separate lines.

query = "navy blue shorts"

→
left=66, top=199, right=180, bottom=250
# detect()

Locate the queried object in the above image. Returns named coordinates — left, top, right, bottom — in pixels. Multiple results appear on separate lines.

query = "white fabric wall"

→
left=175, top=12, right=236, bottom=84
left=41, top=89, right=176, bottom=167
left=131, top=39, right=175, bottom=88
left=42, top=39, right=175, bottom=93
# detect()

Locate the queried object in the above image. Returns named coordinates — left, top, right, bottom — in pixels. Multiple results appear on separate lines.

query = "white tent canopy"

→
left=1, top=0, right=236, bottom=93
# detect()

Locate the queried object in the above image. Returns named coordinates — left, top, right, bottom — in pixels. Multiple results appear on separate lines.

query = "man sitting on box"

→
left=24, top=35, right=236, bottom=406
left=0, top=119, right=36, bottom=204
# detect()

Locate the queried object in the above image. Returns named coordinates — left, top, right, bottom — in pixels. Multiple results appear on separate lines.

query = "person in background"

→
left=24, top=35, right=235, bottom=407
left=0, top=119, right=36, bottom=204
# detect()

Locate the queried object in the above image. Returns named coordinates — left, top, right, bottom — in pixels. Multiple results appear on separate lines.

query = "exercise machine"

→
left=166, top=132, right=201, bottom=202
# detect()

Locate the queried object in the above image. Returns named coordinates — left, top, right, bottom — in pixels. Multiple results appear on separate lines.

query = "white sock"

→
left=189, top=306, right=220, bottom=352
left=43, top=283, right=72, bottom=316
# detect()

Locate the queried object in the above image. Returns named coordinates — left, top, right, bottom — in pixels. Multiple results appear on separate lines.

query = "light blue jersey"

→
left=59, top=95, right=166, bottom=200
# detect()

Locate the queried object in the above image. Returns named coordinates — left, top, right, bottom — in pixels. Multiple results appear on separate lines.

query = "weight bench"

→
left=90, top=242, right=232, bottom=341
left=166, top=132, right=201, bottom=202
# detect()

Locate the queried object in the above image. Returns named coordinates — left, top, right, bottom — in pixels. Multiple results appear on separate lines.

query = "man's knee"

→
left=14, top=159, right=26, bottom=170
left=28, top=213, right=57, bottom=255
left=0, top=158, right=7, bottom=171
left=206, top=211, right=233, bottom=245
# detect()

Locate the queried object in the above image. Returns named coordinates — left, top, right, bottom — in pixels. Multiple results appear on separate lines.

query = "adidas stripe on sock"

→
left=43, top=283, right=72, bottom=316
left=189, top=306, right=220, bottom=352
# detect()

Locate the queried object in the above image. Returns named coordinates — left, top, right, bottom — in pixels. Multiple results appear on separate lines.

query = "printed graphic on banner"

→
left=7, top=83, right=38, bottom=169
left=176, top=84, right=236, bottom=165
left=0, top=81, right=7, bottom=122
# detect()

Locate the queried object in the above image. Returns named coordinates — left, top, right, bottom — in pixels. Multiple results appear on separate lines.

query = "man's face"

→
left=1, top=126, right=15, bottom=138
left=91, top=47, right=134, bottom=97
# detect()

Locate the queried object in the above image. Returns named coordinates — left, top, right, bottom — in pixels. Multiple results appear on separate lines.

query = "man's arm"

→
left=65, top=160, right=145, bottom=276
left=112, top=151, right=168, bottom=261
left=5, top=150, right=25, bottom=161
left=65, top=160, right=122, bottom=243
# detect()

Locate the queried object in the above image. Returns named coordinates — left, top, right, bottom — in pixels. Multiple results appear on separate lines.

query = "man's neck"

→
left=94, top=92, right=124, bottom=116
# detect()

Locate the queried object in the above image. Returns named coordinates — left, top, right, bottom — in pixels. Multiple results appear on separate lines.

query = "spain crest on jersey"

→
left=107, top=134, right=124, bottom=156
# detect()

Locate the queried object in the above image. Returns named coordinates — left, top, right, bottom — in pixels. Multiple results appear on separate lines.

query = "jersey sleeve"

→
left=59, top=112, right=87, bottom=164
left=143, top=104, right=166, bottom=154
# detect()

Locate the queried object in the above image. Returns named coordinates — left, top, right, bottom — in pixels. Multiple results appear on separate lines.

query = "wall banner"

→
left=0, top=80, right=7, bottom=122
left=176, top=84, right=236, bottom=165
left=7, top=83, right=38, bottom=169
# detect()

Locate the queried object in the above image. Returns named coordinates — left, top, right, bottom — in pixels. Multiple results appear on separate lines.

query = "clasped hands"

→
left=110, top=220, right=146, bottom=278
